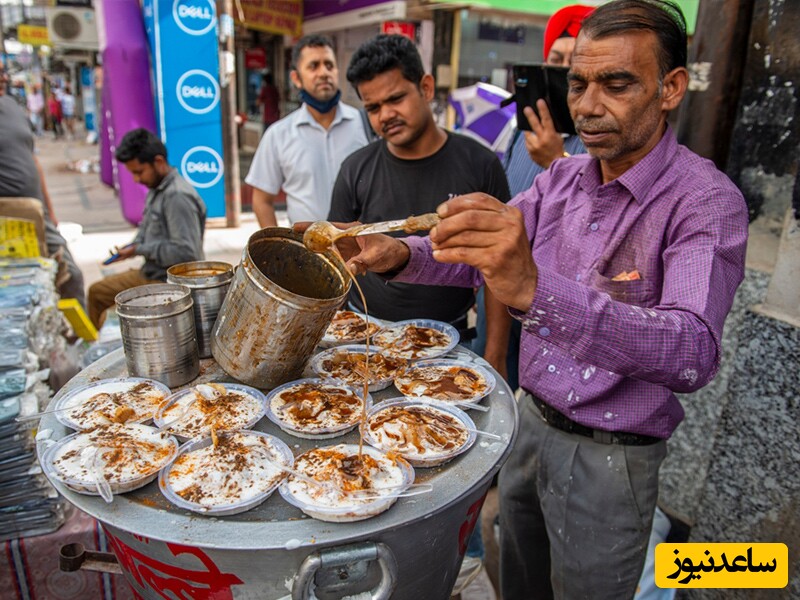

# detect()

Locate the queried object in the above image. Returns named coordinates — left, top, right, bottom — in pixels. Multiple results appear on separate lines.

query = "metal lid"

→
left=115, top=284, right=193, bottom=319
left=166, top=261, right=234, bottom=289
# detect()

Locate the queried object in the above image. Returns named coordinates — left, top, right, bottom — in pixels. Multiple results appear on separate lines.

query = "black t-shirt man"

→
left=329, top=131, right=510, bottom=325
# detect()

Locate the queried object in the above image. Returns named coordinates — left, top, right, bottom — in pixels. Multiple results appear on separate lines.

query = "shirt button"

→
left=539, top=327, right=550, bottom=337
left=590, top=222, right=599, bottom=231
left=547, top=365, right=556, bottom=373
left=575, top=273, right=581, bottom=281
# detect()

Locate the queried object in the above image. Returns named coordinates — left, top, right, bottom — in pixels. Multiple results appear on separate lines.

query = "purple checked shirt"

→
left=396, top=127, right=749, bottom=438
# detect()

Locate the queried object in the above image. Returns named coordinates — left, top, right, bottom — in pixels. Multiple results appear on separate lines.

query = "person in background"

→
left=26, top=83, right=44, bottom=136
left=326, top=34, right=511, bottom=600
left=61, top=85, right=76, bottom=140
left=47, top=90, right=63, bottom=139
left=245, top=35, right=370, bottom=227
left=87, top=128, right=206, bottom=328
left=320, top=2, right=748, bottom=598
left=474, top=4, right=594, bottom=392
left=0, top=64, right=85, bottom=306
left=257, top=72, right=280, bottom=130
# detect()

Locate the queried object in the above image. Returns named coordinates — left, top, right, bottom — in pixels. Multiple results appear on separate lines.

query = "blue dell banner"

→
left=142, top=0, right=225, bottom=218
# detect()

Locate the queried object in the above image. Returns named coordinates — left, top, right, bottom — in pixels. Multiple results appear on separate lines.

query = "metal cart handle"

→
left=293, top=541, right=398, bottom=600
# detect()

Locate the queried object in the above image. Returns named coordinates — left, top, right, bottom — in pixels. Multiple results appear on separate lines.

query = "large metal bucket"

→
left=166, top=261, right=233, bottom=359
left=211, top=228, right=350, bottom=389
left=115, top=283, right=199, bottom=388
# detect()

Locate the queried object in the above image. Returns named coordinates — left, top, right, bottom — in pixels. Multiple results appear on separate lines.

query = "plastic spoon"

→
left=304, top=213, right=441, bottom=253
left=81, top=446, right=113, bottom=503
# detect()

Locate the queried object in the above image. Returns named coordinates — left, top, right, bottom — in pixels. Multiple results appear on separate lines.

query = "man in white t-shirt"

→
left=245, top=35, right=370, bottom=227
left=61, top=85, right=77, bottom=140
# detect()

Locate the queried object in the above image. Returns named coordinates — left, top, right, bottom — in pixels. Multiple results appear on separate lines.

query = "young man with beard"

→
left=328, top=34, right=510, bottom=332
left=87, top=128, right=206, bottom=328
left=322, top=3, right=749, bottom=598
left=245, top=35, right=370, bottom=227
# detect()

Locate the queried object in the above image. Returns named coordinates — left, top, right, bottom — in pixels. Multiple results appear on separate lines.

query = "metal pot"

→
left=211, top=228, right=350, bottom=389
left=39, top=348, right=518, bottom=600
left=115, top=283, right=199, bottom=387
left=166, top=261, right=233, bottom=359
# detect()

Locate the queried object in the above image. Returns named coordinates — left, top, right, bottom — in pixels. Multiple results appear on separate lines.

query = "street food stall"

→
left=36, top=228, right=518, bottom=599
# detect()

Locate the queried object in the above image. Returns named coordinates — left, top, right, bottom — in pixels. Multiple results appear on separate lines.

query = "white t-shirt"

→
left=61, top=93, right=76, bottom=116
left=245, top=102, right=369, bottom=224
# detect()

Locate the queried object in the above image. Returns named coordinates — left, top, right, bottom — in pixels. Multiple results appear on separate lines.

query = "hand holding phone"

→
left=102, top=243, right=135, bottom=265
left=512, top=64, right=575, bottom=135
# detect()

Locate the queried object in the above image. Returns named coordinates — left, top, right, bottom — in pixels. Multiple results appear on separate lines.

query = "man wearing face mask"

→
left=245, top=35, right=370, bottom=227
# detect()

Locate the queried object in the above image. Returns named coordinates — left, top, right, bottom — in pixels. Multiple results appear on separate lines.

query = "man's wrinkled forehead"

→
left=572, top=29, right=659, bottom=71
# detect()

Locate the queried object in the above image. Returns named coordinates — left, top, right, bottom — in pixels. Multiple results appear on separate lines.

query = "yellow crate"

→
left=58, top=298, right=98, bottom=341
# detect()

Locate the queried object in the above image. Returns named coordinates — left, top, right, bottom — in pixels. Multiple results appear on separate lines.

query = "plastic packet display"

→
left=0, top=369, right=26, bottom=400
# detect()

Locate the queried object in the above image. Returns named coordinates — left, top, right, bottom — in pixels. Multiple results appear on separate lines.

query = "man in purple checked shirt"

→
left=312, top=1, right=749, bottom=598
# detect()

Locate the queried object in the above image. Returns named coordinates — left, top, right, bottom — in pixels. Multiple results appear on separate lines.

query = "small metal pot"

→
left=211, top=228, right=349, bottom=389
left=166, top=261, right=233, bottom=358
left=115, top=283, right=199, bottom=387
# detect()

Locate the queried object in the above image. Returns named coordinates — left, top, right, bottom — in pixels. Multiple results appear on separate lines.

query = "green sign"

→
left=431, top=0, right=699, bottom=35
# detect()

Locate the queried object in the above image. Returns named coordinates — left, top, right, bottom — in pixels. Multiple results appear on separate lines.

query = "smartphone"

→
left=512, top=64, right=575, bottom=135
left=102, top=253, right=121, bottom=265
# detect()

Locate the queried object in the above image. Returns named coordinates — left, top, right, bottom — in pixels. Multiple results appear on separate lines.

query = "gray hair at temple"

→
left=579, top=0, right=687, bottom=77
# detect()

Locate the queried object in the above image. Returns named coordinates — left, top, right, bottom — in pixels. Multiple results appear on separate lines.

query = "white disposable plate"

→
left=153, top=383, right=266, bottom=440
left=279, top=443, right=414, bottom=523
left=54, top=377, right=171, bottom=431
left=319, top=310, right=383, bottom=348
left=159, top=430, right=293, bottom=516
left=371, top=319, right=459, bottom=361
left=309, top=345, right=408, bottom=392
left=264, top=378, right=373, bottom=439
left=41, top=423, right=178, bottom=498
left=394, top=359, right=496, bottom=409
left=362, top=398, right=476, bottom=467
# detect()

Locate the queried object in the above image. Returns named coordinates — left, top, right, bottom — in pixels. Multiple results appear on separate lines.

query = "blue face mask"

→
left=299, top=89, right=341, bottom=114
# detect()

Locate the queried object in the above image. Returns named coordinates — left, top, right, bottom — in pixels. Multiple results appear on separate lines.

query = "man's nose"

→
left=571, top=84, right=605, bottom=117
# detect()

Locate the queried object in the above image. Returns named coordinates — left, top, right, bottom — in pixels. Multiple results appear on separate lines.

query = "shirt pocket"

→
left=591, top=273, right=658, bottom=307
left=144, top=209, right=166, bottom=240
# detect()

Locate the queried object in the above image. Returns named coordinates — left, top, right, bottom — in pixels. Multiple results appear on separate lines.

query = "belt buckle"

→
left=592, top=429, right=615, bottom=444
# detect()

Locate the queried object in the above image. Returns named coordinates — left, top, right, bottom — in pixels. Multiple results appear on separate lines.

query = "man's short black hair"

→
left=346, top=34, right=425, bottom=93
left=291, top=35, right=334, bottom=70
left=580, top=0, right=687, bottom=77
left=115, top=128, right=167, bottom=164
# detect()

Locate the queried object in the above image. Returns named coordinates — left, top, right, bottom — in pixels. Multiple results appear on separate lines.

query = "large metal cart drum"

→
left=38, top=349, right=518, bottom=599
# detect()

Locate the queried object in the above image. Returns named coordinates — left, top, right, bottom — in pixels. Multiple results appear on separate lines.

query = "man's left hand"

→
left=431, top=194, right=537, bottom=312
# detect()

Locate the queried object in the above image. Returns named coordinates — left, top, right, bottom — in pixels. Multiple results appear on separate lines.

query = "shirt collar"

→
left=578, top=124, right=678, bottom=204
left=155, top=168, right=177, bottom=193
left=296, top=102, right=355, bottom=129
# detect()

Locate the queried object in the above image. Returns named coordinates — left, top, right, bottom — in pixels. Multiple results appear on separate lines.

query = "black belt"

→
left=527, top=392, right=662, bottom=446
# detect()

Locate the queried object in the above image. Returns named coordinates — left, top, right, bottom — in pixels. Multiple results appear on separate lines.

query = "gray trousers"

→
left=498, top=392, right=666, bottom=600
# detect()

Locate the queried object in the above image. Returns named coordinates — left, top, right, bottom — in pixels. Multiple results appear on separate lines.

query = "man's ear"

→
left=154, top=155, right=169, bottom=176
left=661, top=66, right=688, bottom=112
left=420, top=73, right=435, bottom=102
left=289, top=69, right=302, bottom=90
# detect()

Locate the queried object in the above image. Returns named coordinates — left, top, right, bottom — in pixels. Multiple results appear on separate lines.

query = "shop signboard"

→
left=80, top=65, right=96, bottom=132
left=303, top=0, right=405, bottom=34
left=233, top=0, right=302, bottom=37
left=142, top=0, right=225, bottom=218
left=427, top=0, right=699, bottom=35
left=18, top=25, right=50, bottom=47
left=381, top=20, right=419, bottom=42
left=245, top=47, right=267, bottom=70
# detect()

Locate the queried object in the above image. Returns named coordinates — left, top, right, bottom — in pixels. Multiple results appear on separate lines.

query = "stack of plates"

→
left=0, top=258, right=69, bottom=541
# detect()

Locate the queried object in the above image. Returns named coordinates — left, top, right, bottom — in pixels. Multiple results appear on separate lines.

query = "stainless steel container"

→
left=166, top=261, right=233, bottom=359
left=211, top=228, right=350, bottom=389
left=115, top=283, right=199, bottom=388
left=39, top=347, right=519, bottom=600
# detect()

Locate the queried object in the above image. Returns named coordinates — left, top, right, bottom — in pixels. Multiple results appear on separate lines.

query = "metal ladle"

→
left=303, top=213, right=441, bottom=253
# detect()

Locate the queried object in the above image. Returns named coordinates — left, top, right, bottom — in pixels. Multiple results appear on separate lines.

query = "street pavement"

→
left=35, top=133, right=281, bottom=294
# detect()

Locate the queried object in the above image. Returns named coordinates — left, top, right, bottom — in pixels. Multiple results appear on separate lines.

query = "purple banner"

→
left=304, top=0, right=390, bottom=19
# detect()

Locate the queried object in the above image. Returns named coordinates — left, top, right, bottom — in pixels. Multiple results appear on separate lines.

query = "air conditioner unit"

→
left=46, top=7, right=99, bottom=50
